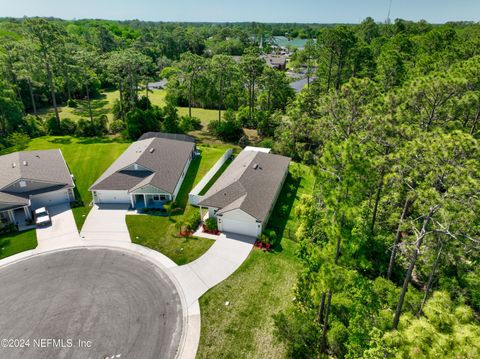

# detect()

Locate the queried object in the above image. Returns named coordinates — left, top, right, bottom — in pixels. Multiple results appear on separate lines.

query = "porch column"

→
left=130, top=194, right=135, bottom=208
left=23, top=206, right=31, bottom=219
left=199, top=205, right=203, bottom=223
left=143, top=194, right=147, bottom=208
left=8, top=210, right=15, bottom=223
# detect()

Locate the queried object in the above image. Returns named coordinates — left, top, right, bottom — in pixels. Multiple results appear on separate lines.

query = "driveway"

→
left=80, top=204, right=130, bottom=242
left=170, top=232, right=255, bottom=307
left=0, top=248, right=183, bottom=359
left=35, top=203, right=80, bottom=249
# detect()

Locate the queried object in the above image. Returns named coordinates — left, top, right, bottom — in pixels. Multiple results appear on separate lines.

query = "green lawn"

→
left=196, top=161, right=314, bottom=359
left=26, top=136, right=130, bottom=230
left=0, top=229, right=37, bottom=259
left=197, top=239, right=300, bottom=359
left=127, top=143, right=231, bottom=265
left=37, top=90, right=118, bottom=122
left=198, top=157, right=233, bottom=196
left=37, top=88, right=220, bottom=129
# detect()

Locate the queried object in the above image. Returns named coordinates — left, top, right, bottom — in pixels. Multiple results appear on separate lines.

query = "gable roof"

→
left=0, top=149, right=74, bottom=209
left=198, top=150, right=290, bottom=222
left=90, top=135, right=195, bottom=194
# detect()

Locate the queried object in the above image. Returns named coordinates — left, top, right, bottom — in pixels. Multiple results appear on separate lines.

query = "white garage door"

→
left=219, top=217, right=260, bottom=238
left=94, top=190, right=131, bottom=204
left=30, top=189, right=70, bottom=210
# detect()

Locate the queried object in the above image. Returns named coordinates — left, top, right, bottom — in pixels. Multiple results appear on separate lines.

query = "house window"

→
left=19, top=180, right=27, bottom=188
left=153, top=195, right=160, bottom=201
left=159, top=194, right=167, bottom=201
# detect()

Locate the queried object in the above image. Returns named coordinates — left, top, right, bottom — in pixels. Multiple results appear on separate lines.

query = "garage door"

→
left=30, top=189, right=70, bottom=210
left=94, top=190, right=131, bottom=204
left=219, top=217, right=260, bottom=238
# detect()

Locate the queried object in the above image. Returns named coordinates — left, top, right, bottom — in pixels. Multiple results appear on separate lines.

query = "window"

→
left=153, top=195, right=160, bottom=201
left=160, top=194, right=167, bottom=201
left=19, top=180, right=26, bottom=188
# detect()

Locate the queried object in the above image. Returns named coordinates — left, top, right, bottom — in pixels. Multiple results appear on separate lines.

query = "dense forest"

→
left=1, top=16, right=480, bottom=358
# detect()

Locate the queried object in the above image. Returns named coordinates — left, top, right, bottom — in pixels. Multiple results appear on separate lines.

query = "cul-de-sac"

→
left=1, top=3, right=479, bottom=358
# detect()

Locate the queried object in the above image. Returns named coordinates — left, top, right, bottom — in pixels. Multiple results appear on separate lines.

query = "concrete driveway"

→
left=170, top=232, right=255, bottom=307
left=35, top=203, right=80, bottom=249
left=0, top=248, right=183, bottom=359
left=80, top=204, right=130, bottom=242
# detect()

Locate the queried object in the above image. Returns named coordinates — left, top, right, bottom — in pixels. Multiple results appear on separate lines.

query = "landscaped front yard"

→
left=127, top=143, right=234, bottom=265
left=0, top=229, right=37, bottom=260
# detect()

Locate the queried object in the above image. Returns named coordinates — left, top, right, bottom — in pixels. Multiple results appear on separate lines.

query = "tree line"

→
left=270, top=19, right=480, bottom=359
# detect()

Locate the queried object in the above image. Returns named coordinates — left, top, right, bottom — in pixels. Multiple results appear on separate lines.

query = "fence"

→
left=189, top=148, right=233, bottom=206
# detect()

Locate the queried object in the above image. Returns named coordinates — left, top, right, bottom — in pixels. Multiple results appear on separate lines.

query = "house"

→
left=90, top=133, right=196, bottom=208
left=198, top=148, right=290, bottom=238
left=264, top=54, right=288, bottom=70
left=0, top=150, right=75, bottom=227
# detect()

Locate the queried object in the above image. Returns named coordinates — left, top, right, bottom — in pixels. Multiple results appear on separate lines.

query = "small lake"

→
left=273, top=36, right=315, bottom=49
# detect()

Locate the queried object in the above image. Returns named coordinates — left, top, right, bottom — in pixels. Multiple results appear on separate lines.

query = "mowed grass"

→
left=26, top=136, right=130, bottom=229
left=37, top=90, right=118, bottom=122
left=127, top=143, right=232, bottom=265
left=37, top=88, right=220, bottom=129
left=0, top=229, right=37, bottom=259
left=196, top=161, right=314, bottom=359
left=197, top=239, right=301, bottom=359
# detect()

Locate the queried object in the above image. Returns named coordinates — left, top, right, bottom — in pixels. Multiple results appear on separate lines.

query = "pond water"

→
left=273, top=36, right=315, bottom=49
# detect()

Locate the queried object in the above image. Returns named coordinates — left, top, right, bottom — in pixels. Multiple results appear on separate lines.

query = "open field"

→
left=26, top=136, right=130, bottom=229
left=0, top=229, right=37, bottom=259
left=37, top=89, right=220, bottom=128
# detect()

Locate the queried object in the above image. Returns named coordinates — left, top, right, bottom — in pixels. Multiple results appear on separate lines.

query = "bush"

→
left=260, top=229, right=278, bottom=246
left=45, top=116, right=62, bottom=135
left=205, top=217, right=218, bottom=231
left=179, top=115, right=202, bottom=132
left=67, top=98, right=78, bottom=108
left=75, top=116, right=108, bottom=137
left=6, top=132, right=30, bottom=151
left=183, top=211, right=201, bottom=232
left=136, top=96, right=152, bottom=111
left=208, top=109, right=244, bottom=142
left=60, top=118, right=77, bottom=135
left=238, top=135, right=250, bottom=148
left=110, top=120, right=126, bottom=134
left=259, top=138, right=274, bottom=149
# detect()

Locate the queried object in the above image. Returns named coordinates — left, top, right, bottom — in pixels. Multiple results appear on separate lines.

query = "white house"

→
left=90, top=132, right=196, bottom=208
left=198, top=148, right=290, bottom=238
left=0, top=149, right=75, bottom=228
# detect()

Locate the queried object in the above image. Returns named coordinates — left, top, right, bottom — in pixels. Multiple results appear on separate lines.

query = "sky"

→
left=1, top=0, right=479, bottom=23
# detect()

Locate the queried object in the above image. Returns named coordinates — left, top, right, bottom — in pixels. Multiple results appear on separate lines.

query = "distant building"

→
left=263, top=54, right=287, bottom=70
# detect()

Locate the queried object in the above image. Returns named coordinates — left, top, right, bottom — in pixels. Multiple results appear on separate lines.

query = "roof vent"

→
left=23, top=161, right=28, bottom=166
left=253, top=163, right=259, bottom=170
left=12, top=162, right=16, bottom=168
left=149, top=148, right=155, bottom=153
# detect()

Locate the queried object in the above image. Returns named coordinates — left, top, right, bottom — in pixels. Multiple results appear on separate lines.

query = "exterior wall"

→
left=173, top=154, right=193, bottom=199
left=30, top=188, right=72, bottom=209
left=92, top=190, right=131, bottom=204
left=131, top=184, right=169, bottom=195
left=217, top=209, right=261, bottom=238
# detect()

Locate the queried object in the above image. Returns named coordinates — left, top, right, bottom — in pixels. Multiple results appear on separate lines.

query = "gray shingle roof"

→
left=0, top=149, right=74, bottom=208
left=90, top=136, right=195, bottom=194
left=198, top=150, right=290, bottom=222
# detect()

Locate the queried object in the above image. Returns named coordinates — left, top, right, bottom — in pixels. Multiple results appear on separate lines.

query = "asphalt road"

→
left=0, top=248, right=183, bottom=359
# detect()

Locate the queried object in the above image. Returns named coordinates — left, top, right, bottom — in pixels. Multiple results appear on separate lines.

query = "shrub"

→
left=260, top=229, right=278, bottom=246
left=110, top=120, right=126, bottom=134
left=208, top=109, right=244, bottom=142
left=205, top=217, right=218, bottom=231
left=183, top=211, right=201, bottom=232
left=75, top=116, right=108, bottom=137
left=6, top=132, right=30, bottom=151
left=179, top=115, right=202, bottom=132
left=259, top=138, right=274, bottom=149
left=67, top=98, right=78, bottom=108
left=238, top=135, right=250, bottom=148
left=60, top=118, right=77, bottom=135
left=45, top=116, right=62, bottom=135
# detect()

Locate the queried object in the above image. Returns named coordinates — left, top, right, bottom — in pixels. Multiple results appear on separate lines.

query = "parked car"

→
left=35, top=207, right=51, bottom=227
